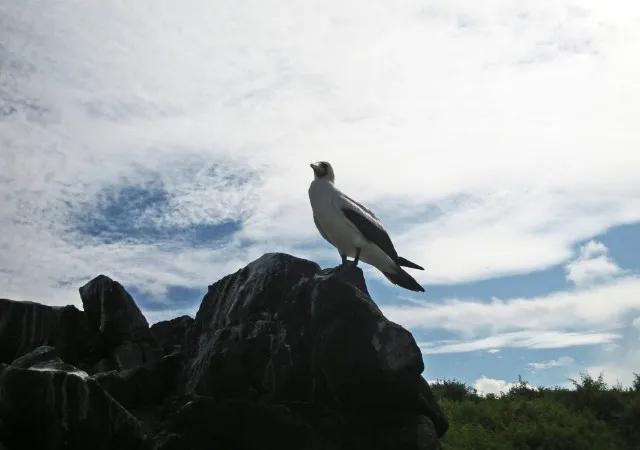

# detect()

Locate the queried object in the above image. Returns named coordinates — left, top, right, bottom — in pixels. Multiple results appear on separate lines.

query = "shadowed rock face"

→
left=150, top=315, right=194, bottom=355
left=79, top=275, right=152, bottom=346
left=79, top=275, right=161, bottom=371
left=0, top=300, right=94, bottom=365
left=183, top=253, right=448, bottom=446
left=0, top=253, right=447, bottom=450
left=0, top=348, right=148, bottom=450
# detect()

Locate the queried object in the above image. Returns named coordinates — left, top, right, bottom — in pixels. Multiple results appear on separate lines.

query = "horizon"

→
left=2, top=0, right=640, bottom=395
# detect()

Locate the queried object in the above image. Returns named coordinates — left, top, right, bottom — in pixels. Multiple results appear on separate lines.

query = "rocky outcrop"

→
left=93, top=353, right=185, bottom=410
left=79, top=275, right=151, bottom=346
left=80, top=275, right=161, bottom=371
left=0, top=347, right=148, bottom=450
left=0, top=253, right=447, bottom=450
left=181, top=253, right=447, bottom=449
left=0, top=300, right=94, bottom=365
left=150, top=316, right=193, bottom=355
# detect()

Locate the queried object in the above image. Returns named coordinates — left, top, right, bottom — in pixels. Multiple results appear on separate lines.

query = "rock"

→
left=158, top=396, right=312, bottom=450
left=10, top=345, right=59, bottom=369
left=150, top=316, right=193, bottom=355
left=0, top=299, right=94, bottom=365
left=0, top=253, right=447, bottom=449
left=156, top=397, right=440, bottom=450
left=94, top=353, right=185, bottom=410
left=184, top=253, right=320, bottom=400
left=0, top=361, right=148, bottom=450
left=55, top=304, right=97, bottom=364
left=184, top=253, right=448, bottom=445
left=9, top=345, right=90, bottom=378
left=79, top=275, right=161, bottom=371
left=112, top=341, right=162, bottom=371
left=79, top=275, right=153, bottom=346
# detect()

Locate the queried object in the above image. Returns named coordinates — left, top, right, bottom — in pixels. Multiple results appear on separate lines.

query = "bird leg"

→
left=340, top=254, right=347, bottom=265
left=353, top=247, right=361, bottom=266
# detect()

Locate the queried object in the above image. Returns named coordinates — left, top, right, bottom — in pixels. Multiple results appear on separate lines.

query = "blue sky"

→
left=1, top=0, right=640, bottom=395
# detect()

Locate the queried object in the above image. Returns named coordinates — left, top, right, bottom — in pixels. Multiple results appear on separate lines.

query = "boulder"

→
left=0, top=299, right=93, bottom=365
left=10, top=345, right=60, bottom=369
left=0, top=350, right=148, bottom=450
left=150, top=316, right=193, bottom=355
left=155, top=396, right=311, bottom=450
left=184, top=253, right=320, bottom=400
left=0, top=253, right=447, bottom=450
left=184, top=253, right=448, bottom=445
left=94, top=353, right=185, bottom=410
left=79, top=275, right=160, bottom=371
left=79, top=275, right=152, bottom=346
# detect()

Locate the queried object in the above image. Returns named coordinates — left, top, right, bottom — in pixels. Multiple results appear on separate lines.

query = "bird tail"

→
left=383, top=267, right=425, bottom=292
left=397, top=256, right=424, bottom=270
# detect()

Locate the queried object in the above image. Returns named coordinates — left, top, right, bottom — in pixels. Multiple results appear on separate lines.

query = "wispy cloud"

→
left=528, top=356, right=574, bottom=371
left=384, top=276, right=640, bottom=335
left=420, top=331, right=619, bottom=355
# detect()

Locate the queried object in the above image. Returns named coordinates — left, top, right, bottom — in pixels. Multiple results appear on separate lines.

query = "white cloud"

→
left=474, top=376, right=514, bottom=396
left=565, top=240, right=623, bottom=287
left=1, top=0, right=640, bottom=309
left=420, top=331, right=619, bottom=354
left=384, top=276, right=640, bottom=335
left=389, top=276, right=640, bottom=353
left=579, top=241, right=608, bottom=259
left=487, top=349, right=500, bottom=354
left=528, top=356, right=574, bottom=371
left=633, top=316, right=640, bottom=332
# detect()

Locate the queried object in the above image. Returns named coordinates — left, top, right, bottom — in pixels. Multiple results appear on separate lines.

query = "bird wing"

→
left=338, top=194, right=398, bottom=261
left=342, top=194, right=380, bottom=220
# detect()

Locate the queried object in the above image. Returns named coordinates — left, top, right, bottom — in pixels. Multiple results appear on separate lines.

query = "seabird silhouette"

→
left=308, top=161, right=425, bottom=292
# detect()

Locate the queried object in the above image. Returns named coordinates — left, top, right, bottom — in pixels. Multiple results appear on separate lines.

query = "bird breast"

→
left=309, top=181, right=366, bottom=254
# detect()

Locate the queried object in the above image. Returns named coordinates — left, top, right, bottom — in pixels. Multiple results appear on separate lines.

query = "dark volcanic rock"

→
left=0, top=253, right=447, bottom=450
left=184, top=253, right=320, bottom=400
left=0, top=299, right=94, bottom=365
left=184, top=253, right=448, bottom=448
left=10, top=345, right=60, bottom=369
left=80, top=275, right=160, bottom=371
left=0, top=358, right=148, bottom=450
left=80, top=275, right=152, bottom=346
left=151, top=315, right=193, bottom=355
left=156, top=396, right=312, bottom=450
left=94, top=353, right=185, bottom=410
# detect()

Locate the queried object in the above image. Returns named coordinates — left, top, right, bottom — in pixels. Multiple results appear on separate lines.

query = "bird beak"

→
left=310, top=163, right=322, bottom=175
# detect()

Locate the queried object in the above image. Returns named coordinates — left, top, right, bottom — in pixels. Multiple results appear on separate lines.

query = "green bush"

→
left=431, top=374, right=640, bottom=450
left=431, top=378, right=479, bottom=402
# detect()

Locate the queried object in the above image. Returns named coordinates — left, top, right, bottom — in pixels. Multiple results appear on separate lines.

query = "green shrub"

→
left=432, top=379, right=479, bottom=402
left=434, top=374, right=640, bottom=450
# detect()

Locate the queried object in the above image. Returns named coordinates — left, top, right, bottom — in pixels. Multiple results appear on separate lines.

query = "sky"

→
left=1, top=0, right=640, bottom=394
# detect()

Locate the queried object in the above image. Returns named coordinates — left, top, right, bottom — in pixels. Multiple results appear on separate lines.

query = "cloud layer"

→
left=1, top=1, right=640, bottom=317
left=386, top=276, right=640, bottom=338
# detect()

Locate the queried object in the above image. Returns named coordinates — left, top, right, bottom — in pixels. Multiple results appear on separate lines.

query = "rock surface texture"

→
left=0, top=253, right=447, bottom=450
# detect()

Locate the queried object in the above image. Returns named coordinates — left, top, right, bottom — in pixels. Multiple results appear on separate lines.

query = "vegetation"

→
left=431, top=373, right=640, bottom=450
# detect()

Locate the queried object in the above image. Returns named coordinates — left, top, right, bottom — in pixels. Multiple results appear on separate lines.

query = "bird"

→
left=308, top=161, right=425, bottom=292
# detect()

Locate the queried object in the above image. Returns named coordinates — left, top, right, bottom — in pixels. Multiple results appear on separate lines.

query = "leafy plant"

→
left=431, top=373, right=640, bottom=450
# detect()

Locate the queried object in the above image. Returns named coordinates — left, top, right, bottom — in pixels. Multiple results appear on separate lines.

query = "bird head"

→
left=310, top=161, right=335, bottom=182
